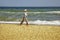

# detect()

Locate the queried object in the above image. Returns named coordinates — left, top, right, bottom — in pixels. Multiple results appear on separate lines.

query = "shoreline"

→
left=0, top=24, right=60, bottom=26
left=0, top=21, right=60, bottom=26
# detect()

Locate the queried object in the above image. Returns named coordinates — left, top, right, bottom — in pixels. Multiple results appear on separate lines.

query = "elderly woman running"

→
left=20, top=9, right=28, bottom=25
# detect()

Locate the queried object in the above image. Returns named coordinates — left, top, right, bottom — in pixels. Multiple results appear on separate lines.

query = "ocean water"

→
left=0, top=7, right=60, bottom=25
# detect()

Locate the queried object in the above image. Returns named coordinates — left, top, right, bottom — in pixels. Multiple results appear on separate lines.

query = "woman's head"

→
left=24, top=9, right=27, bottom=11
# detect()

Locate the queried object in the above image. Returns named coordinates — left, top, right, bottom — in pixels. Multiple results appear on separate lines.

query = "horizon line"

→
left=0, top=6, right=60, bottom=7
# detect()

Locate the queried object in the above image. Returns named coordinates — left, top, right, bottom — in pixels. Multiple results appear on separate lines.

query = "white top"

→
left=24, top=12, right=28, bottom=16
left=24, top=9, right=28, bottom=17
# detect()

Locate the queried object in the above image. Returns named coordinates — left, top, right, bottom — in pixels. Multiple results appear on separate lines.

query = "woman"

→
left=20, top=9, right=28, bottom=25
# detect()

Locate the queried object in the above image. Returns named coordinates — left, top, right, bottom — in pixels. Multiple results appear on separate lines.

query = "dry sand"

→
left=0, top=24, right=60, bottom=40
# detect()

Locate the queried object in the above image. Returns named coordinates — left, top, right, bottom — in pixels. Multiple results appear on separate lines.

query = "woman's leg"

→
left=25, top=17, right=28, bottom=25
left=20, top=17, right=24, bottom=25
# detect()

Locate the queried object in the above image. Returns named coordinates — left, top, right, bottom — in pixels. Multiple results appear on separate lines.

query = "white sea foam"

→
left=43, top=11, right=60, bottom=14
left=0, top=11, right=60, bottom=14
left=0, top=20, right=60, bottom=25
left=33, top=11, right=60, bottom=14
left=31, top=20, right=60, bottom=25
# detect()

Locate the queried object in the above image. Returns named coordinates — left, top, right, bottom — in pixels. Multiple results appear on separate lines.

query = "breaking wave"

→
left=0, top=11, right=60, bottom=14
left=29, top=20, right=60, bottom=25
left=0, top=20, right=60, bottom=25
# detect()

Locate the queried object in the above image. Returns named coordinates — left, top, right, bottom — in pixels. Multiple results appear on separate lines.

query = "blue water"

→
left=0, top=7, right=60, bottom=21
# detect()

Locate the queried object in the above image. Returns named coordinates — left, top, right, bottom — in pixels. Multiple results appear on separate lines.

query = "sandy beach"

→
left=0, top=24, right=60, bottom=40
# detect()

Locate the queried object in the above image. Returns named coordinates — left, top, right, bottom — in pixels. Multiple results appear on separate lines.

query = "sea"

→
left=0, top=7, right=60, bottom=25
